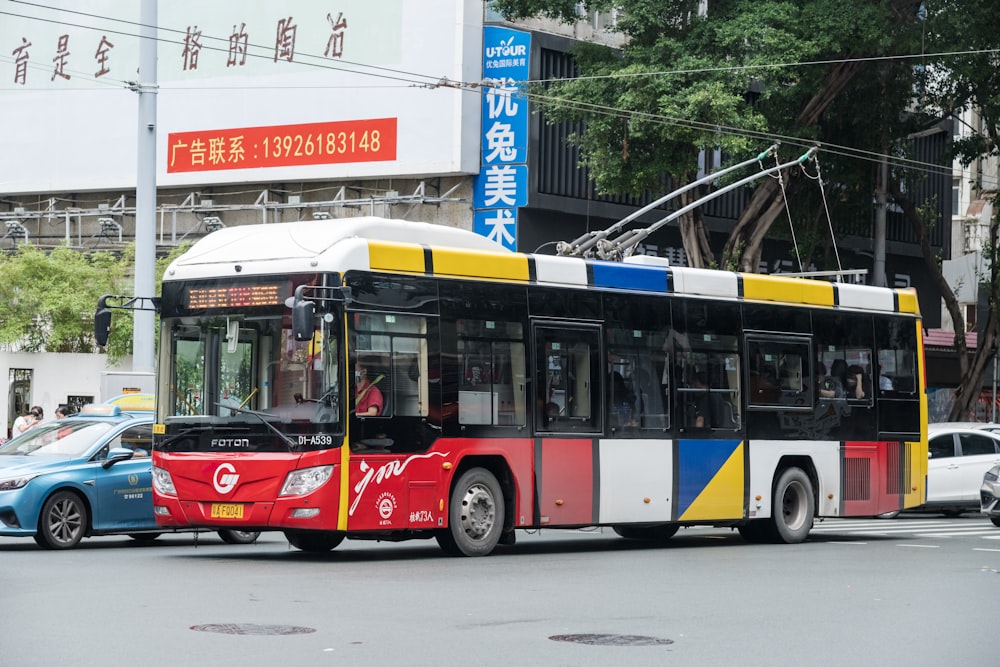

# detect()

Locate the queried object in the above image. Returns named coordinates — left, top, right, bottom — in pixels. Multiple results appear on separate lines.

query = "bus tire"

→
left=284, top=530, right=345, bottom=552
left=737, top=520, right=773, bottom=543
left=440, top=467, right=504, bottom=557
left=772, top=467, right=814, bottom=544
left=613, top=524, right=679, bottom=541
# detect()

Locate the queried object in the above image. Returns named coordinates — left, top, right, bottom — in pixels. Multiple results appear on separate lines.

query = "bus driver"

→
left=355, top=359, right=384, bottom=416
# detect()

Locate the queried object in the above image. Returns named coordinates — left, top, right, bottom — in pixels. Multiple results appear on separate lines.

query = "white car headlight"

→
left=0, top=473, right=40, bottom=491
left=279, top=465, right=333, bottom=497
left=152, top=466, right=176, bottom=495
left=985, top=466, right=1000, bottom=483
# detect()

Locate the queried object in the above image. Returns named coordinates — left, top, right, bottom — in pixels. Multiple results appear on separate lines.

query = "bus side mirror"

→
left=292, top=300, right=315, bottom=341
left=95, top=296, right=113, bottom=347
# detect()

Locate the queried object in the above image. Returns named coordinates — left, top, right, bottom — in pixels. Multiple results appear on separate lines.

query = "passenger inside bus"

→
left=845, top=364, right=872, bottom=400
left=609, top=370, right=636, bottom=428
left=355, top=359, right=384, bottom=416
left=819, top=359, right=848, bottom=399
left=682, top=371, right=710, bottom=429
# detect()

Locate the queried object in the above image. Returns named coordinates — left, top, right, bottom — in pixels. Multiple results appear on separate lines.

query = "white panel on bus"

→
left=670, top=267, right=739, bottom=299
left=746, top=440, right=841, bottom=519
left=165, top=218, right=505, bottom=280
left=533, top=254, right=589, bottom=288
left=836, top=283, right=896, bottom=312
left=597, top=438, right=674, bottom=524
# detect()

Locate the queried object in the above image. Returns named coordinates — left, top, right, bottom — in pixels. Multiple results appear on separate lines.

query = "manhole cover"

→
left=190, top=624, right=316, bottom=636
left=549, top=633, right=673, bottom=646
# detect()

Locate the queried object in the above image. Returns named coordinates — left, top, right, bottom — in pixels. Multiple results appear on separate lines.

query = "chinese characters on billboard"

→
left=473, top=26, right=531, bottom=251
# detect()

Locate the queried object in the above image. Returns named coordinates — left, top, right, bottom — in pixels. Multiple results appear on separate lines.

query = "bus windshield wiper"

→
left=156, top=426, right=205, bottom=450
left=220, top=404, right=299, bottom=449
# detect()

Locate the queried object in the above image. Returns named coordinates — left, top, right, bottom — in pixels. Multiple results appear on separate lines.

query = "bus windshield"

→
left=157, top=310, right=343, bottom=428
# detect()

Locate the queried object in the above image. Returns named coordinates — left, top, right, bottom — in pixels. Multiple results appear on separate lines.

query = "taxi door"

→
left=92, top=423, right=156, bottom=530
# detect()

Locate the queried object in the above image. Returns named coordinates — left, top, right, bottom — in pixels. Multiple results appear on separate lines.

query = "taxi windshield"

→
left=0, top=421, right=116, bottom=457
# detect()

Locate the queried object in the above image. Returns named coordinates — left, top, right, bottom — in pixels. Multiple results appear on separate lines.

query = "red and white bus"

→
left=141, top=217, right=926, bottom=555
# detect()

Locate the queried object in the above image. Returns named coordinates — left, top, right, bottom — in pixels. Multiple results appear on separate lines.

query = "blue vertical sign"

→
left=473, top=26, right=530, bottom=251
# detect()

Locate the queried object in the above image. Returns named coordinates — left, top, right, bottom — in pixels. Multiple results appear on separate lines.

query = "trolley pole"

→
left=134, top=0, right=158, bottom=374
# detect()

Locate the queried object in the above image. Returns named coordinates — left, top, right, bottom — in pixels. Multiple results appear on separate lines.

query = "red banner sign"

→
left=167, top=118, right=397, bottom=173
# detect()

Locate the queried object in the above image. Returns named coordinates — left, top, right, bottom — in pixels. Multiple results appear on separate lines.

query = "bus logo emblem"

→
left=213, top=463, right=240, bottom=494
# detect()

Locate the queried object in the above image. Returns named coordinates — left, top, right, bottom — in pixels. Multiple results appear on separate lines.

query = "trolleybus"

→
left=106, top=216, right=926, bottom=555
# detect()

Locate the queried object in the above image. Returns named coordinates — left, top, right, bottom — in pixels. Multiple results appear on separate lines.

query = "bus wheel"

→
left=772, top=467, right=814, bottom=544
left=737, top=520, right=773, bottom=543
left=218, top=529, right=261, bottom=544
left=613, top=524, right=679, bottom=541
left=35, top=490, right=88, bottom=549
left=284, top=530, right=345, bottom=552
left=440, top=467, right=504, bottom=557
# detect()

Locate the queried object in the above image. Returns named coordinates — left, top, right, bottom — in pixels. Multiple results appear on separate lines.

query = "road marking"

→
left=828, top=541, right=868, bottom=545
left=972, top=547, right=1000, bottom=552
left=921, top=532, right=1000, bottom=538
left=897, top=544, right=939, bottom=548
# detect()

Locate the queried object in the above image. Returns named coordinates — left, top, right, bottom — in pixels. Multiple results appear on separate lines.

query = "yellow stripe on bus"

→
left=741, top=274, right=835, bottom=307
left=368, top=241, right=427, bottom=274
left=432, top=247, right=530, bottom=281
left=896, top=288, right=920, bottom=315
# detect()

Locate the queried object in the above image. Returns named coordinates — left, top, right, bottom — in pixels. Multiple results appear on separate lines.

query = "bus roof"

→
left=164, top=217, right=919, bottom=316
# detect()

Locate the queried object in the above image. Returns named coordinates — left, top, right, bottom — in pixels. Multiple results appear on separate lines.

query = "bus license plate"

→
left=210, top=503, right=244, bottom=519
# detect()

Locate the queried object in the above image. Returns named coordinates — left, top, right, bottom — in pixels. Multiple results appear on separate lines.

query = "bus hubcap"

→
left=460, top=483, right=496, bottom=540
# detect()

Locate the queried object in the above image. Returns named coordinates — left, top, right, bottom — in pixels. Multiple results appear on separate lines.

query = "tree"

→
left=492, top=0, right=926, bottom=270
left=0, top=244, right=188, bottom=365
left=0, top=245, right=128, bottom=353
left=911, top=0, right=1000, bottom=420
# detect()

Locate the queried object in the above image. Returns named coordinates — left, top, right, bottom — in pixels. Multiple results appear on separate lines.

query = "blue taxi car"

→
left=0, top=402, right=258, bottom=549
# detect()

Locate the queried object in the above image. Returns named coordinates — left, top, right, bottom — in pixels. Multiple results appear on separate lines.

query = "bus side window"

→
left=457, top=319, right=525, bottom=427
left=603, top=298, right=672, bottom=433
left=534, top=324, right=600, bottom=433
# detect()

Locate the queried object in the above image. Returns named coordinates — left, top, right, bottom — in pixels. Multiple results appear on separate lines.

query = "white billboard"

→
left=0, top=0, right=483, bottom=194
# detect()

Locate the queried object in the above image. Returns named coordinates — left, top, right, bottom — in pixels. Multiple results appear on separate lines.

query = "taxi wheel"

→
left=35, top=490, right=88, bottom=550
left=218, top=529, right=261, bottom=544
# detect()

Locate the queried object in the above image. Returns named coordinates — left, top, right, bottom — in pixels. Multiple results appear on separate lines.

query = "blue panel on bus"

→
left=676, top=439, right=743, bottom=518
left=589, top=262, right=668, bottom=292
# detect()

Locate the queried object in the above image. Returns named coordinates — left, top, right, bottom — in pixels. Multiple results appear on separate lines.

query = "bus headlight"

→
left=279, top=465, right=333, bottom=497
left=152, top=466, right=176, bottom=495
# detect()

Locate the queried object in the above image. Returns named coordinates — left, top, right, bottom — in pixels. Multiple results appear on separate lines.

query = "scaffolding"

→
left=0, top=179, right=470, bottom=251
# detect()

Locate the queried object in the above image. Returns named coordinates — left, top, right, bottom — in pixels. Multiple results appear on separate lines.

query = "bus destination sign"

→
left=186, top=283, right=288, bottom=310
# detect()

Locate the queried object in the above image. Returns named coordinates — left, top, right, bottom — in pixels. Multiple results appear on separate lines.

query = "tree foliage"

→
left=914, top=0, right=1000, bottom=419
left=0, top=244, right=188, bottom=365
left=493, top=0, right=926, bottom=269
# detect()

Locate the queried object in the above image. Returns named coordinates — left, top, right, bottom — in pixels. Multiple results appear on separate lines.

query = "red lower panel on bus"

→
left=841, top=440, right=911, bottom=516
left=536, top=438, right=594, bottom=525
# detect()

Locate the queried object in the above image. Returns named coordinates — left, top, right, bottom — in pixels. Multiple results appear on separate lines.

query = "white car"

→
left=926, top=424, right=1000, bottom=515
